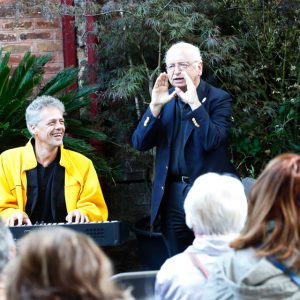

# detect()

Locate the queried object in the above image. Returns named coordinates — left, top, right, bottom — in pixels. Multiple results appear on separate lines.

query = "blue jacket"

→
left=132, top=79, right=238, bottom=224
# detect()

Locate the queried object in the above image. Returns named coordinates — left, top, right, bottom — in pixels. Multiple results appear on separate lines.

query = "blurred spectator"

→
left=155, top=173, right=247, bottom=300
left=5, top=227, right=133, bottom=300
left=202, top=153, right=300, bottom=299
left=0, top=217, right=15, bottom=300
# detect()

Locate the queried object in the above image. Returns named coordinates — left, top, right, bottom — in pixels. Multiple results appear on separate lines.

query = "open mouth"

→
left=173, top=77, right=185, bottom=83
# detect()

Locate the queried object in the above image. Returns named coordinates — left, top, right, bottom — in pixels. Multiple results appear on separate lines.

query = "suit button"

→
left=165, top=166, right=168, bottom=170
left=161, top=186, right=164, bottom=190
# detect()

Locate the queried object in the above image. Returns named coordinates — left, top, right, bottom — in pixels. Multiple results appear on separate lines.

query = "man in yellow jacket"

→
left=0, top=96, right=108, bottom=226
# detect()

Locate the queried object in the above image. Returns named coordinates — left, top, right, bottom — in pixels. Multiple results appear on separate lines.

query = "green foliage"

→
left=91, top=0, right=299, bottom=178
left=0, top=50, right=112, bottom=177
left=218, top=0, right=300, bottom=176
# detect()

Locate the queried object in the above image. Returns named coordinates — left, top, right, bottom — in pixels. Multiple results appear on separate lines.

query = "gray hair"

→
left=184, top=173, right=248, bottom=235
left=25, top=96, right=65, bottom=136
left=0, top=218, right=15, bottom=274
left=165, top=41, right=203, bottom=65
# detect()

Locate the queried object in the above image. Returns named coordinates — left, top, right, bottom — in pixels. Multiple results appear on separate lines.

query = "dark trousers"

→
left=161, top=181, right=194, bottom=257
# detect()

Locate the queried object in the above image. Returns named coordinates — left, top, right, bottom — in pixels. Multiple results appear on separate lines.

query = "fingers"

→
left=182, top=71, right=194, bottom=88
left=166, top=90, right=177, bottom=102
left=24, top=217, right=32, bottom=225
left=66, top=210, right=89, bottom=224
left=6, top=214, right=18, bottom=226
left=6, top=213, right=31, bottom=226
left=154, top=72, right=168, bottom=88
left=66, top=211, right=75, bottom=223
left=175, top=87, right=186, bottom=101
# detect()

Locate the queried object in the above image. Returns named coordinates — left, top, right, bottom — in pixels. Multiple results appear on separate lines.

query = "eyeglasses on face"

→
left=166, top=61, right=199, bottom=72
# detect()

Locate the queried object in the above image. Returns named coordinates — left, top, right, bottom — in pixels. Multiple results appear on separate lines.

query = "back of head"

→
left=184, top=173, right=247, bottom=235
left=5, top=227, right=129, bottom=300
left=0, top=218, right=15, bottom=275
left=231, top=153, right=300, bottom=264
left=25, top=96, right=65, bottom=136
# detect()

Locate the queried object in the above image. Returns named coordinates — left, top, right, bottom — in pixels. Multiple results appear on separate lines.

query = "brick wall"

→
left=0, top=1, right=64, bottom=81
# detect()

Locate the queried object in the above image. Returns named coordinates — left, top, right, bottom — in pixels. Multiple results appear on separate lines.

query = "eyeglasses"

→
left=166, top=61, right=199, bottom=72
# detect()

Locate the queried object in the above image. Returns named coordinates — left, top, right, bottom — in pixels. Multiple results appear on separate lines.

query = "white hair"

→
left=184, top=173, right=248, bottom=235
left=165, top=41, right=203, bottom=64
left=25, top=96, right=65, bottom=136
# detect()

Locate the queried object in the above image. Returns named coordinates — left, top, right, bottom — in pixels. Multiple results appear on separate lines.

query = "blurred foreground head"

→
left=0, top=217, right=15, bottom=276
left=5, top=227, right=132, bottom=300
left=231, top=153, right=300, bottom=264
left=184, top=172, right=248, bottom=236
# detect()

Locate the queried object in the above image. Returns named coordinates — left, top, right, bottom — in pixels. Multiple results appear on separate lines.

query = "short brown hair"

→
left=5, top=227, right=131, bottom=300
left=231, top=153, right=300, bottom=266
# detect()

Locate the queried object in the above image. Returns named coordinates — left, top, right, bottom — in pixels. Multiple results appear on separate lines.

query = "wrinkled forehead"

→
left=165, top=45, right=196, bottom=65
left=39, top=106, right=64, bottom=121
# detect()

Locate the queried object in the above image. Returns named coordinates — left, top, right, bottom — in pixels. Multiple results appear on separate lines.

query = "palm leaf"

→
left=38, top=68, right=78, bottom=96
left=63, top=136, right=95, bottom=154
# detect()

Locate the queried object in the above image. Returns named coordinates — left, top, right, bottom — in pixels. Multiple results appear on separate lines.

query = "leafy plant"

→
left=85, top=0, right=240, bottom=179
left=0, top=50, right=112, bottom=177
left=218, top=0, right=300, bottom=175
left=89, top=0, right=299, bottom=178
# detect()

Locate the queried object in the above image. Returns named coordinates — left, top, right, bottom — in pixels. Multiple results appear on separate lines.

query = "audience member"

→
left=155, top=173, right=247, bottom=300
left=5, top=227, right=133, bottom=300
left=0, top=217, right=15, bottom=300
left=202, top=153, right=300, bottom=299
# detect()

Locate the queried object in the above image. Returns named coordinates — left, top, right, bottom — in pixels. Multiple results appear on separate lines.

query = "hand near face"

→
left=175, top=71, right=201, bottom=111
left=66, top=209, right=89, bottom=224
left=6, top=212, right=32, bottom=226
left=150, top=73, right=176, bottom=117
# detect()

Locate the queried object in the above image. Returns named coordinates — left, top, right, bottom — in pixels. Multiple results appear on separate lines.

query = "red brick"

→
left=37, top=41, right=62, bottom=52
left=0, top=6, right=15, bottom=17
left=35, top=19, right=61, bottom=29
left=20, top=32, right=52, bottom=40
left=0, top=33, right=17, bottom=41
left=0, top=0, right=12, bottom=3
left=2, top=44, right=32, bottom=53
left=42, top=73, right=54, bottom=83
left=8, top=54, right=22, bottom=64
left=55, top=30, right=63, bottom=40
left=4, top=21, right=33, bottom=29
left=44, top=62, right=64, bottom=73
left=49, top=52, right=64, bottom=63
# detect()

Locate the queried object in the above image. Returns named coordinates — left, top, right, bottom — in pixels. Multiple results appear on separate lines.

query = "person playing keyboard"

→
left=0, top=96, right=108, bottom=226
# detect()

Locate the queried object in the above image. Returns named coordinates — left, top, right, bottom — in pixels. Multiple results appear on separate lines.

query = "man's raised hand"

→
left=150, top=73, right=176, bottom=117
left=175, top=71, right=201, bottom=111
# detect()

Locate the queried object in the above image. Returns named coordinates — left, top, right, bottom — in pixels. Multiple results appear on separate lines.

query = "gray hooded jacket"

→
left=202, top=247, right=300, bottom=300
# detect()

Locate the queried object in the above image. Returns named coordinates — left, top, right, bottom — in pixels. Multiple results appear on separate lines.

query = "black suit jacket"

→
left=132, top=79, right=238, bottom=224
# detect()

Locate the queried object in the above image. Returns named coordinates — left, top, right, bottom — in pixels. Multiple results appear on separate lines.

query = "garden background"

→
left=0, top=0, right=299, bottom=271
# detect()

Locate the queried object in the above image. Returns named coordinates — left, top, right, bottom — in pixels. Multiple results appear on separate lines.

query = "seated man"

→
left=155, top=173, right=248, bottom=300
left=0, top=96, right=108, bottom=226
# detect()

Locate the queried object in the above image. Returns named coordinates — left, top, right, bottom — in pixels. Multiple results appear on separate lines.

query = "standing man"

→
left=132, top=42, right=238, bottom=256
left=0, top=96, right=108, bottom=226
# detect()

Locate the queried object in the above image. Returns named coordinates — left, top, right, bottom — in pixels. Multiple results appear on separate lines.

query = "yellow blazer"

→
left=0, top=140, right=108, bottom=221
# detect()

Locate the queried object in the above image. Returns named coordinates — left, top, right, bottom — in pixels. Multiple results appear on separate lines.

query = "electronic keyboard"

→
left=9, top=221, right=129, bottom=246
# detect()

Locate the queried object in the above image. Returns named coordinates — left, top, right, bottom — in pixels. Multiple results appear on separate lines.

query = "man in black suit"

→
left=132, top=42, right=238, bottom=256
